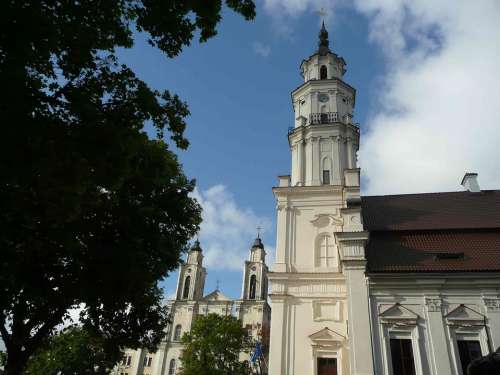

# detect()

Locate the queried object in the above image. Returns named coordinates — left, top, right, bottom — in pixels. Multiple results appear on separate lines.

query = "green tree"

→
left=180, top=314, right=253, bottom=375
left=24, top=327, right=116, bottom=375
left=0, top=1, right=255, bottom=375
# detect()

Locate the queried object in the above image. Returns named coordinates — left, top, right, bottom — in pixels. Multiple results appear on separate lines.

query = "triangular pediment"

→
left=309, top=327, right=345, bottom=343
left=379, top=303, right=419, bottom=324
left=445, top=304, right=485, bottom=323
left=202, top=289, right=231, bottom=301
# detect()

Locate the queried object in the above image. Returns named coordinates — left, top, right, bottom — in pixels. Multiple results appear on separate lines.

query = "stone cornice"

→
left=368, top=273, right=500, bottom=290
left=291, top=77, right=356, bottom=102
left=273, top=184, right=343, bottom=196
left=268, top=271, right=346, bottom=281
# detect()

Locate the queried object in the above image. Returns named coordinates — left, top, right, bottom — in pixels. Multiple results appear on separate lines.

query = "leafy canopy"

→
left=0, top=1, right=255, bottom=374
left=24, top=327, right=116, bottom=375
left=180, top=314, right=254, bottom=375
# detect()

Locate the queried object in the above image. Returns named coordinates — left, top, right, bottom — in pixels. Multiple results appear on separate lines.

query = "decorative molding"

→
left=445, top=304, right=486, bottom=328
left=309, top=327, right=345, bottom=349
left=425, top=297, right=442, bottom=312
left=379, top=303, right=419, bottom=327
left=483, top=298, right=500, bottom=311
left=336, top=232, right=368, bottom=261
left=310, top=213, right=342, bottom=228
left=271, top=280, right=346, bottom=297
left=312, top=300, right=342, bottom=322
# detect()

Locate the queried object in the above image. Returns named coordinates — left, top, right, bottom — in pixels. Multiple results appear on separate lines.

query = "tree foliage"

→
left=180, top=314, right=253, bottom=375
left=0, top=1, right=255, bottom=375
left=24, top=327, right=116, bottom=375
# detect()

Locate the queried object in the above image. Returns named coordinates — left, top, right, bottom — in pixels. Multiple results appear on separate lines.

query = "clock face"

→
left=319, top=93, right=329, bottom=103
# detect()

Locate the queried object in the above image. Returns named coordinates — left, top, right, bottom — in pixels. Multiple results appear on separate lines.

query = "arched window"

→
left=168, top=359, right=177, bottom=375
left=173, top=325, right=182, bottom=341
left=316, top=235, right=336, bottom=267
left=320, top=65, right=328, bottom=80
left=182, top=276, right=191, bottom=299
left=249, top=274, right=257, bottom=300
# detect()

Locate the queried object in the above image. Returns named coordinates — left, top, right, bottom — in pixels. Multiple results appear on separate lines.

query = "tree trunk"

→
left=4, top=347, right=29, bottom=375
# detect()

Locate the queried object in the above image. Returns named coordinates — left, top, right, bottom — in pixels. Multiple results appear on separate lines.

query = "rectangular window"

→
left=317, top=357, right=337, bottom=375
left=457, top=340, right=482, bottom=374
left=322, top=170, right=330, bottom=185
left=390, top=338, right=416, bottom=375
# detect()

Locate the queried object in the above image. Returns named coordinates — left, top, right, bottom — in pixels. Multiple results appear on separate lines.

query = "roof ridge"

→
left=362, top=189, right=500, bottom=199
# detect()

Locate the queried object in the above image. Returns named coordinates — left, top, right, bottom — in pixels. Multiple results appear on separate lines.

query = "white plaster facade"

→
left=369, top=274, right=500, bottom=375
left=113, top=240, right=270, bottom=375
left=268, top=24, right=373, bottom=375
left=268, top=23, right=500, bottom=375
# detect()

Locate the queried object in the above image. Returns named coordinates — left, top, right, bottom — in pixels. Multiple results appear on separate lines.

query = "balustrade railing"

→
left=288, top=112, right=359, bottom=136
left=310, top=112, right=338, bottom=124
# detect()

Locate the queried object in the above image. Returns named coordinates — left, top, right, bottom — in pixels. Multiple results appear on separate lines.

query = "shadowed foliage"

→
left=0, top=1, right=255, bottom=374
left=24, top=327, right=116, bottom=375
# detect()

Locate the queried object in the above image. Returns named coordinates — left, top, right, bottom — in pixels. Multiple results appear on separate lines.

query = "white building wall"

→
left=369, top=275, right=500, bottom=375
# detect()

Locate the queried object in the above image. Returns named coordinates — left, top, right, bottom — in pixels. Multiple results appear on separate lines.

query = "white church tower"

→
left=268, top=23, right=374, bottom=375
left=235, top=236, right=271, bottom=336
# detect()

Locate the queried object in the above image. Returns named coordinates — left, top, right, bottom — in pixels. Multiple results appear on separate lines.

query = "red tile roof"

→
left=365, top=230, right=500, bottom=272
left=361, top=190, right=500, bottom=231
left=361, top=190, right=500, bottom=272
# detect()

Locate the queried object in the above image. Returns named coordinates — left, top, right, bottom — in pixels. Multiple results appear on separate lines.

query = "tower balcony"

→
left=310, top=112, right=338, bottom=124
left=288, top=112, right=359, bottom=135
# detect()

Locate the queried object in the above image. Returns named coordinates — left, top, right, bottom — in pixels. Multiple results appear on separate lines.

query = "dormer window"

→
left=320, top=65, right=328, bottom=80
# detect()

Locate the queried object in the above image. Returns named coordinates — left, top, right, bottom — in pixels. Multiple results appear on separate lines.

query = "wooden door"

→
left=317, top=357, right=337, bottom=375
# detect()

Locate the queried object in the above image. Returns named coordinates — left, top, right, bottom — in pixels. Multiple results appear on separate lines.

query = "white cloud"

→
left=264, top=0, right=336, bottom=36
left=253, top=41, right=272, bottom=57
left=192, top=185, right=273, bottom=270
left=264, top=0, right=500, bottom=194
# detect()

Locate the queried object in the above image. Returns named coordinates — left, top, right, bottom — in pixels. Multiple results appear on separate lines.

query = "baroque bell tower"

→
left=268, top=24, right=374, bottom=375
left=290, top=22, right=358, bottom=188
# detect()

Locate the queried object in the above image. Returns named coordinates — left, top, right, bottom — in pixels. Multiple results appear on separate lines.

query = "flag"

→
left=251, top=342, right=263, bottom=363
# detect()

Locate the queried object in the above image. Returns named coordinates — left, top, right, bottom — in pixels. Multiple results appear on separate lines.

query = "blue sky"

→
left=117, top=0, right=500, bottom=300
left=117, top=3, right=384, bottom=299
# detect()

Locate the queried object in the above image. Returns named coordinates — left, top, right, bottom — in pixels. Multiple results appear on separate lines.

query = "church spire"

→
left=318, top=21, right=330, bottom=55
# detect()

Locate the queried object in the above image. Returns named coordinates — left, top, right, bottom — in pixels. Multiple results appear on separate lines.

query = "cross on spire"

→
left=216, top=279, right=220, bottom=290
left=316, top=7, right=328, bottom=22
left=257, top=226, right=262, bottom=239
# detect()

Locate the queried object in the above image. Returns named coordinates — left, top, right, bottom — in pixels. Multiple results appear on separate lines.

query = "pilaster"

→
left=268, top=295, right=288, bottom=375
left=337, top=231, right=374, bottom=375
left=424, top=297, right=453, bottom=375
left=484, top=297, right=500, bottom=349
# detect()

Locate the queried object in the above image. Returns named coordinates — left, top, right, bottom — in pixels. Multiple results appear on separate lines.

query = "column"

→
left=297, top=139, right=304, bottom=186
left=311, top=137, right=320, bottom=186
left=152, top=342, right=167, bottom=375
left=332, top=136, right=341, bottom=185
left=291, top=143, right=298, bottom=186
left=130, top=348, right=142, bottom=375
left=346, top=137, right=353, bottom=169
left=306, top=137, right=313, bottom=186
left=338, top=232, right=374, bottom=375
left=269, top=295, right=288, bottom=375
left=425, top=297, right=453, bottom=375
